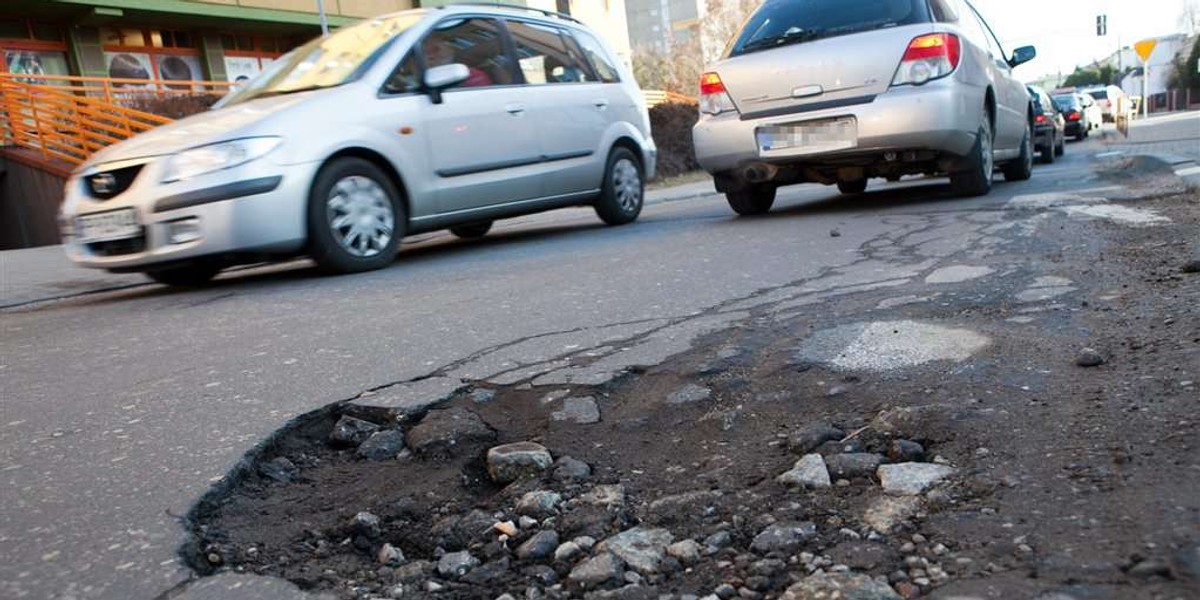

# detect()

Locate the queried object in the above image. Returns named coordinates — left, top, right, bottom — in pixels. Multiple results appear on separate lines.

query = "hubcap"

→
left=326, top=175, right=394, bottom=258
left=981, top=124, right=994, bottom=177
left=612, top=158, right=642, bottom=213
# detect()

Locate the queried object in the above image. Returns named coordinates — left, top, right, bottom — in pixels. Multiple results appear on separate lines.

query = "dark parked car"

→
left=1027, top=85, right=1064, bottom=163
left=1052, top=92, right=1100, bottom=140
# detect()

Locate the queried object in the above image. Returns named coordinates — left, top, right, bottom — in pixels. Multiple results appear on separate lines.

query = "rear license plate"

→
left=77, top=208, right=139, bottom=243
left=756, top=117, right=857, bottom=155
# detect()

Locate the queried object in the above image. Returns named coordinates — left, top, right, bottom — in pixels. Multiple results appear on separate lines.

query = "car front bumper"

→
left=61, top=158, right=317, bottom=271
left=692, top=79, right=981, bottom=174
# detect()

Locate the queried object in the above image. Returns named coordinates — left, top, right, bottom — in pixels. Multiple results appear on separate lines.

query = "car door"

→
left=503, top=19, right=609, bottom=197
left=417, top=16, right=543, bottom=215
left=966, top=3, right=1027, bottom=152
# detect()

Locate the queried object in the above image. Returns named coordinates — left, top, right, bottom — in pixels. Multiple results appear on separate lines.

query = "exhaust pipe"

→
left=741, top=163, right=779, bottom=183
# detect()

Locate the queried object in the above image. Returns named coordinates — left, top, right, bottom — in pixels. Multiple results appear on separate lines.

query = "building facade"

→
left=1, top=0, right=631, bottom=84
left=623, top=0, right=702, bottom=52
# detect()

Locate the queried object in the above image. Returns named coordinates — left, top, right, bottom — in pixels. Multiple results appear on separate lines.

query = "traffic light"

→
left=1097, top=14, right=1107, bottom=36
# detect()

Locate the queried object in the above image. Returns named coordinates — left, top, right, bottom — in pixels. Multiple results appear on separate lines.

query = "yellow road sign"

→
left=1134, top=39, right=1157, bottom=63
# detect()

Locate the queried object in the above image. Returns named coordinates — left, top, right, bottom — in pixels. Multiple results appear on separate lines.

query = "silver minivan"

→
left=59, top=5, right=656, bottom=285
left=692, top=0, right=1036, bottom=215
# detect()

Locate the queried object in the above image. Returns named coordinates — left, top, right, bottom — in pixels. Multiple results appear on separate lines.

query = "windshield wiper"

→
left=738, top=28, right=826, bottom=54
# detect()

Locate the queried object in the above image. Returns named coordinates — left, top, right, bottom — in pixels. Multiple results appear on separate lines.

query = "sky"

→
left=972, top=0, right=1197, bottom=81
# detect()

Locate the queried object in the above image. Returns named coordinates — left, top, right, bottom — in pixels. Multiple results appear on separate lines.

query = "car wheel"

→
left=450, top=221, right=493, bottom=239
left=307, top=157, right=403, bottom=274
left=1039, top=138, right=1056, bottom=164
left=1002, top=122, right=1034, bottom=182
left=837, top=178, right=868, bottom=194
left=1055, top=134, right=1065, bottom=157
left=950, top=114, right=994, bottom=197
left=726, top=184, right=776, bottom=215
left=146, top=261, right=222, bottom=287
left=594, top=147, right=643, bottom=226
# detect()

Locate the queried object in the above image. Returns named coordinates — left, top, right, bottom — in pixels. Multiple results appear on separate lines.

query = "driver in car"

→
left=422, top=36, right=493, bottom=88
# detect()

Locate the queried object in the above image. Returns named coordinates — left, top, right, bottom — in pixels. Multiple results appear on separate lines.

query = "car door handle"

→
left=593, top=99, right=609, bottom=110
left=505, top=103, right=526, bottom=115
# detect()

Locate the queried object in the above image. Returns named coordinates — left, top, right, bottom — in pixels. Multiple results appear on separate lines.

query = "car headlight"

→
left=161, top=137, right=282, bottom=183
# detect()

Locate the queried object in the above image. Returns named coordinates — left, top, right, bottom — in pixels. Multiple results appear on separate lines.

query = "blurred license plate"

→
left=757, top=117, right=857, bottom=154
left=77, top=209, right=139, bottom=243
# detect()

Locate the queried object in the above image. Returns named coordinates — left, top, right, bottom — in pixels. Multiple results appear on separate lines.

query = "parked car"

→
left=1027, top=85, right=1064, bottom=162
left=1051, top=92, right=1101, bottom=140
left=59, top=5, right=656, bottom=286
left=692, top=0, right=1037, bottom=214
left=1081, top=85, right=1130, bottom=123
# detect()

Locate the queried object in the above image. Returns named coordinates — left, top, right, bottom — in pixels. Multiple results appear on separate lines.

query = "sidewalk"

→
left=0, top=245, right=147, bottom=308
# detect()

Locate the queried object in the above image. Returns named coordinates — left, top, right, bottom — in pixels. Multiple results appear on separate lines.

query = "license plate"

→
left=757, top=117, right=857, bottom=155
left=77, top=209, right=140, bottom=243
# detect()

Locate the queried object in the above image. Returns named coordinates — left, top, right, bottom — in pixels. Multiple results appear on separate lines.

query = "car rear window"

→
left=1086, top=89, right=1108, bottom=101
left=1052, top=95, right=1078, bottom=110
left=728, top=0, right=930, bottom=57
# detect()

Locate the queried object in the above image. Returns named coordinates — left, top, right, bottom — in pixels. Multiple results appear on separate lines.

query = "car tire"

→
left=837, top=179, right=868, bottom=194
left=1002, top=122, right=1034, bottom=182
left=594, top=147, right=643, bottom=226
left=307, top=157, right=404, bottom=274
left=1055, top=134, right=1065, bottom=157
left=726, top=184, right=776, bottom=215
left=450, top=221, right=493, bottom=239
left=950, top=115, right=994, bottom=197
left=1039, top=138, right=1056, bottom=164
left=146, top=261, right=222, bottom=287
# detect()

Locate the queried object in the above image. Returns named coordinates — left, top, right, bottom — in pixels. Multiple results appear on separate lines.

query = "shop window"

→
left=102, top=27, right=148, bottom=47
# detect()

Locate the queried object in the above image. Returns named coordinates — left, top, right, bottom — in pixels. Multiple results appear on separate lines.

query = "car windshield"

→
left=728, top=0, right=928, bottom=57
left=220, top=12, right=423, bottom=107
left=1052, top=95, right=1077, bottom=110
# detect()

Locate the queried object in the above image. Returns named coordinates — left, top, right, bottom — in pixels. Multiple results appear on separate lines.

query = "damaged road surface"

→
left=2, top=143, right=1198, bottom=600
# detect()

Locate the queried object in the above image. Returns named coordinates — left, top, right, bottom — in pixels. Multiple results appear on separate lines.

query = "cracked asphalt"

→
left=1, top=115, right=1196, bottom=599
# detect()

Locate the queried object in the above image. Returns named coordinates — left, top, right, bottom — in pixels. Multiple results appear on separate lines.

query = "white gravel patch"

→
left=798, top=320, right=990, bottom=372
left=924, top=265, right=995, bottom=284
left=1062, top=205, right=1170, bottom=226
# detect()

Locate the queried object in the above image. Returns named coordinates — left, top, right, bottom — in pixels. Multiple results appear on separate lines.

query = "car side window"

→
left=929, top=0, right=959, bottom=22
left=420, top=18, right=512, bottom=89
left=383, top=52, right=421, bottom=95
left=570, top=29, right=620, bottom=84
left=506, top=19, right=594, bottom=84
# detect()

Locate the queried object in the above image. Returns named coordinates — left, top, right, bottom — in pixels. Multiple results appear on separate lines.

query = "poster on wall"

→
left=223, top=56, right=262, bottom=85
left=103, top=52, right=154, bottom=88
left=4, top=50, right=70, bottom=83
left=155, top=54, right=203, bottom=89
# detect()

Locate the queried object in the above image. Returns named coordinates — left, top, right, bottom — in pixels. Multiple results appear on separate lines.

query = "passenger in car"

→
left=422, top=36, right=494, bottom=88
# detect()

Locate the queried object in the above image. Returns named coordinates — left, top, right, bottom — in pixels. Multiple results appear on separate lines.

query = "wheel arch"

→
left=314, top=148, right=412, bottom=228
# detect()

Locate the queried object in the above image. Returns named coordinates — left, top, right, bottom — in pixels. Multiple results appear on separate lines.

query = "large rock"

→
left=787, top=424, right=845, bottom=455
left=750, top=522, right=817, bottom=554
left=552, top=397, right=601, bottom=424
left=870, top=404, right=971, bottom=443
left=666, top=540, right=702, bottom=565
left=784, top=572, right=901, bottom=600
left=553, top=456, right=593, bottom=481
left=877, top=463, right=955, bottom=495
left=330, top=415, right=380, bottom=446
left=487, top=442, right=553, bottom=483
left=357, top=430, right=406, bottom=461
left=862, top=496, right=923, bottom=533
left=568, top=552, right=625, bottom=588
left=436, top=550, right=480, bottom=579
left=516, top=530, right=560, bottom=561
left=596, top=527, right=674, bottom=575
left=406, top=407, right=495, bottom=456
left=517, top=490, right=563, bottom=518
left=825, top=453, right=885, bottom=480
left=886, top=440, right=925, bottom=463
left=777, top=454, right=832, bottom=489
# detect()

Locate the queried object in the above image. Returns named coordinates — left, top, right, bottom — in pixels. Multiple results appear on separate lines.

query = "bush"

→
left=649, top=101, right=700, bottom=179
left=122, top=93, right=223, bottom=119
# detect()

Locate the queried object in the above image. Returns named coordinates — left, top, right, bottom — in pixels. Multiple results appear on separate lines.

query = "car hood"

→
left=84, top=93, right=313, bottom=169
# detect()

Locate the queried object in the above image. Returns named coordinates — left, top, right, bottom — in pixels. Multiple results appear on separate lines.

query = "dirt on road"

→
left=182, top=170, right=1199, bottom=600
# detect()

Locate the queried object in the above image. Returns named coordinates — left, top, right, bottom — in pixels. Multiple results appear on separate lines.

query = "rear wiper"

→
left=738, top=28, right=826, bottom=54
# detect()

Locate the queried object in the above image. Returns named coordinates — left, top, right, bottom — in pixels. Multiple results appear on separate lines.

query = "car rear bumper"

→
left=61, top=159, right=316, bottom=271
left=693, top=80, right=981, bottom=174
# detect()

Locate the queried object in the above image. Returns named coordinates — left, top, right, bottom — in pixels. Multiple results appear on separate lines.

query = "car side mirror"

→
left=1009, top=46, right=1036, bottom=67
left=424, top=63, right=469, bottom=104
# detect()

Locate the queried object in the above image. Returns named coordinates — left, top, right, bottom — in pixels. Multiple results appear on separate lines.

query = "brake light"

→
left=892, top=33, right=961, bottom=86
left=1067, top=112, right=1081, bottom=121
left=1035, top=114, right=1047, bottom=124
left=699, top=72, right=736, bottom=116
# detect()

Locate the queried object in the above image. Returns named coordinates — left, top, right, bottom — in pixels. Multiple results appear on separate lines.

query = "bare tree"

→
left=699, top=0, right=760, bottom=63
left=1180, top=0, right=1200, bottom=35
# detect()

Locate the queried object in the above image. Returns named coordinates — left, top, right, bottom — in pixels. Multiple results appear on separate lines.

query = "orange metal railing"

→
left=0, top=73, right=235, bottom=166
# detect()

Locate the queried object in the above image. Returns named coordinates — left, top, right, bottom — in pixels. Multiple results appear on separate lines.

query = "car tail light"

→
left=699, top=72, right=736, bottom=116
left=1035, top=114, right=1047, bottom=124
left=1067, top=112, right=1081, bottom=121
left=892, top=33, right=961, bottom=86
